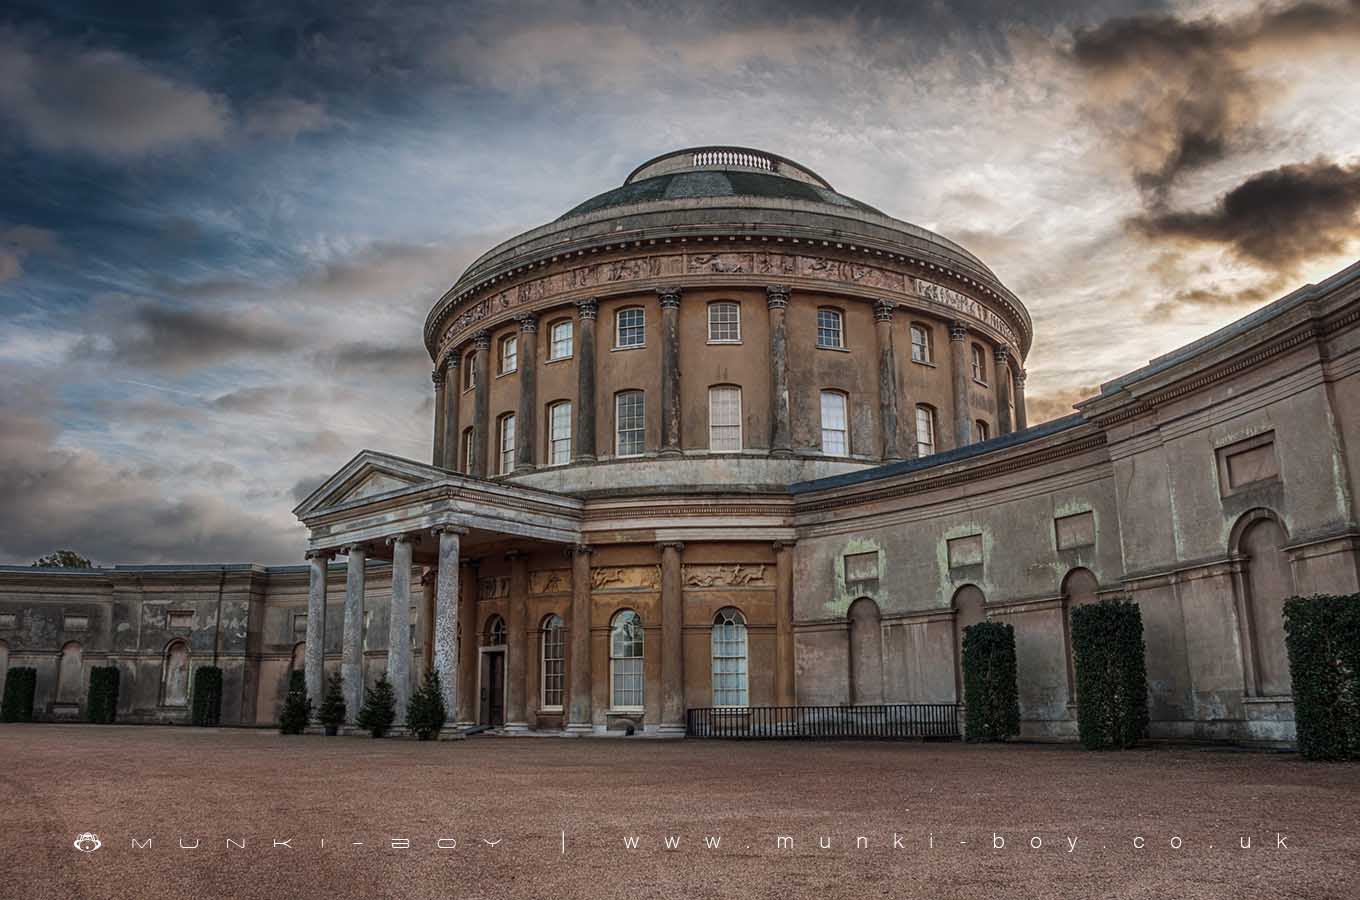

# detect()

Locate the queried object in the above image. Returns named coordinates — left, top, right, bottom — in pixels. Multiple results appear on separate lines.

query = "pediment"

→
left=293, top=450, right=445, bottom=519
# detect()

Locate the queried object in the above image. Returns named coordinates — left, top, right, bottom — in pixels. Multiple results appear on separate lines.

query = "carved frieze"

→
left=589, top=565, right=660, bottom=591
left=914, top=277, right=1018, bottom=347
left=530, top=569, right=572, bottom=594
left=479, top=576, right=511, bottom=601
left=682, top=564, right=770, bottom=589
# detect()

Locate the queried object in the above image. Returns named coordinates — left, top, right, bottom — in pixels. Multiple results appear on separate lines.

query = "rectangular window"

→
left=616, top=307, right=645, bottom=348
left=911, top=325, right=932, bottom=363
left=549, top=402, right=572, bottom=465
left=499, top=414, right=515, bottom=474
left=817, top=308, right=844, bottom=349
left=541, top=620, right=565, bottom=709
left=549, top=320, right=573, bottom=360
left=708, top=301, right=741, bottom=342
left=975, top=420, right=989, bottom=442
left=916, top=405, right=936, bottom=457
left=820, top=391, right=849, bottom=455
left=708, top=385, right=742, bottom=451
left=464, top=353, right=476, bottom=390
left=461, top=428, right=474, bottom=473
left=500, top=335, right=517, bottom=374
left=615, top=391, right=645, bottom=457
left=971, top=345, right=987, bottom=383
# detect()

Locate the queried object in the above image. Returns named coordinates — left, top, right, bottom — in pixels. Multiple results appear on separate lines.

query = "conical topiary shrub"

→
left=356, top=673, right=397, bottom=738
left=318, top=671, right=346, bottom=736
left=279, top=670, right=312, bottom=735
left=405, top=669, right=447, bottom=741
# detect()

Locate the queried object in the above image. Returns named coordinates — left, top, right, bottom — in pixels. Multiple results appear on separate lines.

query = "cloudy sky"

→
left=2, top=0, right=1359, bottom=566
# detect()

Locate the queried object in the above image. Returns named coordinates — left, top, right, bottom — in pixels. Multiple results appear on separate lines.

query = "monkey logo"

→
left=73, top=833, right=102, bottom=853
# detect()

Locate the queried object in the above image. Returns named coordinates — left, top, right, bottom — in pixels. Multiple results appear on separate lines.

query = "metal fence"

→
left=686, top=703, right=962, bottom=740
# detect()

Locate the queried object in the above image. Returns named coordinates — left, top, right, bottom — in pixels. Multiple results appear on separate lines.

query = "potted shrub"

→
left=318, top=671, right=346, bottom=736
left=405, top=669, right=447, bottom=741
left=356, top=673, right=397, bottom=738
left=279, top=670, right=312, bottom=735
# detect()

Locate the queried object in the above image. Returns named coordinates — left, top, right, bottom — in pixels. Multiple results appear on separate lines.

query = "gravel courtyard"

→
left=1, top=725, right=1356, bottom=900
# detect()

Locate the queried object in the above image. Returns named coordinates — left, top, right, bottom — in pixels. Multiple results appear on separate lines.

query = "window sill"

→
left=911, top=359, right=937, bottom=368
left=973, top=379, right=989, bottom=387
left=611, top=344, right=646, bottom=352
left=816, top=344, right=851, bottom=353
left=496, top=369, right=517, bottom=379
left=608, top=708, right=644, bottom=715
left=539, top=705, right=564, bottom=713
left=707, top=339, right=743, bottom=346
left=544, top=355, right=574, bottom=365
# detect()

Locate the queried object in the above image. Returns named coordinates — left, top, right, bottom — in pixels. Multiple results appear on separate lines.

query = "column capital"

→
left=433, top=524, right=468, bottom=537
left=431, top=367, right=446, bottom=386
left=571, top=544, right=594, bottom=557
left=873, top=299, right=896, bottom=322
left=993, top=344, right=1011, bottom=364
left=459, top=557, right=481, bottom=569
left=504, top=549, right=527, bottom=561
left=772, top=539, right=798, bottom=552
left=305, top=548, right=335, bottom=561
left=515, top=313, right=538, bottom=333
left=386, top=533, right=419, bottom=548
left=656, top=286, right=682, bottom=309
left=575, top=297, right=599, bottom=320
left=472, top=330, right=491, bottom=351
left=766, top=284, right=790, bottom=309
left=419, top=567, right=438, bottom=586
left=949, top=320, right=969, bottom=342
left=445, top=353, right=460, bottom=369
left=1015, top=367, right=1028, bottom=386
left=342, top=544, right=368, bottom=557
left=656, top=541, right=685, bottom=553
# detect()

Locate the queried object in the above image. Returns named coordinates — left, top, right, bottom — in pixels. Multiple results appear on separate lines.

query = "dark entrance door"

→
left=481, top=652, right=505, bottom=727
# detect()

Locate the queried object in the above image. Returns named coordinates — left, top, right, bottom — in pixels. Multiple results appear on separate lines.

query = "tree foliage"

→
left=318, top=671, right=346, bottom=730
left=405, top=669, right=447, bottom=741
left=356, top=673, right=397, bottom=738
left=962, top=621, right=1020, bottom=742
left=279, top=670, right=312, bottom=735
left=32, top=550, right=93, bottom=569
left=1284, top=594, right=1360, bottom=761
left=1072, top=598, right=1149, bottom=750
left=86, top=666, right=120, bottom=724
left=2, top=667, right=38, bottom=722
left=192, top=666, right=223, bottom=726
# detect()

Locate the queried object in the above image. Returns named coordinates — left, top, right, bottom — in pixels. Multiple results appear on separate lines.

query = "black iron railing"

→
left=686, top=703, right=962, bottom=740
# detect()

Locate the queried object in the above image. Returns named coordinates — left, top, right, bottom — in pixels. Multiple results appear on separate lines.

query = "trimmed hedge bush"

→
left=962, top=621, right=1020, bottom=741
left=279, top=670, right=312, bottom=735
left=2, top=667, right=38, bottom=723
left=192, top=666, right=223, bottom=726
left=1072, top=598, right=1149, bottom=750
left=86, top=666, right=120, bottom=724
left=1284, top=593, right=1360, bottom=761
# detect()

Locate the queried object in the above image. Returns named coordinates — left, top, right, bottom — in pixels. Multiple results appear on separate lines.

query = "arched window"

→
left=848, top=598, right=883, bottom=705
left=541, top=614, right=565, bottom=710
left=463, top=351, right=476, bottom=391
left=485, top=615, right=507, bottom=647
left=461, top=426, right=475, bottom=473
left=615, top=390, right=645, bottom=457
left=1239, top=514, right=1293, bottom=696
left=610, top=610, right=644, bottom=710
left=817, top=307, right=844, bottom=349
left=951, top=585, right=986, bottom=702
left=547, top=401, right=572, bottom=465
left=915, top=404, right=936, bottom=457
left=975, top=419, right=990, bottom=442
left=499, top=334, right=518, bottom=374
left=497, top=413, right=516, bottom=474
left=910, top=323, right=933, bottom=363
left=615, top=307, right=645, bottom=349
left=289, top=641, right=306, bottom=674
left=56, top=640, right=83, bottom=705
left=708, top=385, right=742, bottom=451
left=162, top=639, right=190, bottom=707
left=1060, top=569, right=1098, bottom=703
left=820, top=390, right=849, bottom=455
left=971, top=344, right=987, bottom=383
left=708, top=301, right=741, bottom=343
left=548, top=319, right=573, bottom=360
left=711, top=608, right=749, bottom=707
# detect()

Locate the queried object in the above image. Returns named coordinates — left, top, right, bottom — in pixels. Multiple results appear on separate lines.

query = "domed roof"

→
left=560, top=169, right=884, bottom=220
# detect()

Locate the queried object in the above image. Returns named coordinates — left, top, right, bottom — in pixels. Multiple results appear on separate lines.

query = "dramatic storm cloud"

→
left=1, top=0, right=1357, bottom=564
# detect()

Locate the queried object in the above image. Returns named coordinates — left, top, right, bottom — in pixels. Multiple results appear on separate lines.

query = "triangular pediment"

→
left=292, top=450, right=445, bottom=519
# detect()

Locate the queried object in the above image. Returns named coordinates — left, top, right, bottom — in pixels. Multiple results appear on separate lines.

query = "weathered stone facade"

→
left=4, top=148, right=1357, bottom=745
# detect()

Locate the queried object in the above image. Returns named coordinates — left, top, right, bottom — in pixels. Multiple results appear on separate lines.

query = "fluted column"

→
left=505, top=551, right=529, bottom=732
left=387, top=534, right=415, bottom=724
left=659, top=541, right=685, bottom=734
left=658, top=287, right=683, bottom=456
left=995, top=346, right=1014, bottom=435
left=874, top=299, right=903, bottom=461
left=949, top=321, right=972, bottom=450
left=456, top=557, right=479, bottom=725
left=774, top=541, right=796, bottom=706
left=766, top=285, right=793, bottom=456
left=433, top=526, right=464, bottom=729
left=471, top=331, right=491, bottom=478
left=1014, top=367, right=1028, bottom=431
left=574, top=299, right=598, bottom=462
left=431, top=368, right=446, bottom=467
left=565, top=545, right=593, bottom=734
left=441, top=355, right=460, bottom=469
left=515, top=314, right=538, bottom=472
left=304, top=550, right=332, bottom=717
left=341, top=546, right=366, bottom=724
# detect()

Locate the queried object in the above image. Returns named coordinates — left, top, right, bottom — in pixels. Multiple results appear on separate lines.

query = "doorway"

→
left=480, top=650, right=506, bottom=727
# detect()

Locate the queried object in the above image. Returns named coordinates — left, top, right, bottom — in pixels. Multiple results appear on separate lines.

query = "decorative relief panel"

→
left=682, top=564, right=770, bottom=589
left=0, top=613, right=16, bottom=628
left=479, top=576, right=511, bottom=601
left=947, top=535, right=984, bottom=569
left=913, top=278, right=1019, bottom=347
left=589, top=565, right=660, bottom=592
left=530, top=569, right=572, bottom=594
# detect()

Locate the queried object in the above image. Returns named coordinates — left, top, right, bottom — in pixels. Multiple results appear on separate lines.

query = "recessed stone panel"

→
left=1055, top=511, right=1095, bottom=550
left=1218, top=433, right=1279, bottom=492
left=947, top=535, right=983, bottom=569
left=63, top=615, right=89, bottom=632
left=843, top=551, right=879, bottom=583
left=167, top=610, right=193, bottom=629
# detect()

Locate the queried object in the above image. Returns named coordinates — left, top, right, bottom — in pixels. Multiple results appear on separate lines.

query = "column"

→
left=994, top=346, right=1014, bottom=435
left=304, top=550, right=331, bottom=717
left=456, top=557, right=479, bottom=726
left=766, top=285, right=793, bottom=456
left=565, top=545, right=593, bottom=734
left=774, top=541, right=796, bottom=707
left=471, top=331, right=491, bottom=478
left=659, top=541, right=685, bottom=734
left=431, top=368, right=447, bottom=467
left=434, top=526, right=464, bottom=729
left=515, top=314, right=538, bottom=472
left=949, top=321, right=972, bottom=450
left=441, top=355, right=460, bottom=469
left=341, top=545, right=366, bottom=725
left=505, top=551, right=529, bottom=732
left=874, top=299, right=902, bottom=461
left=418, top=568, right=435, bottom=679
left=658, top=287, right=683, bottom=456
left=1014, top=367, right=1029, bottom=431
left=574, top=299, right=598, bottom=462
left=387, top=535, right=415, bottom=724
